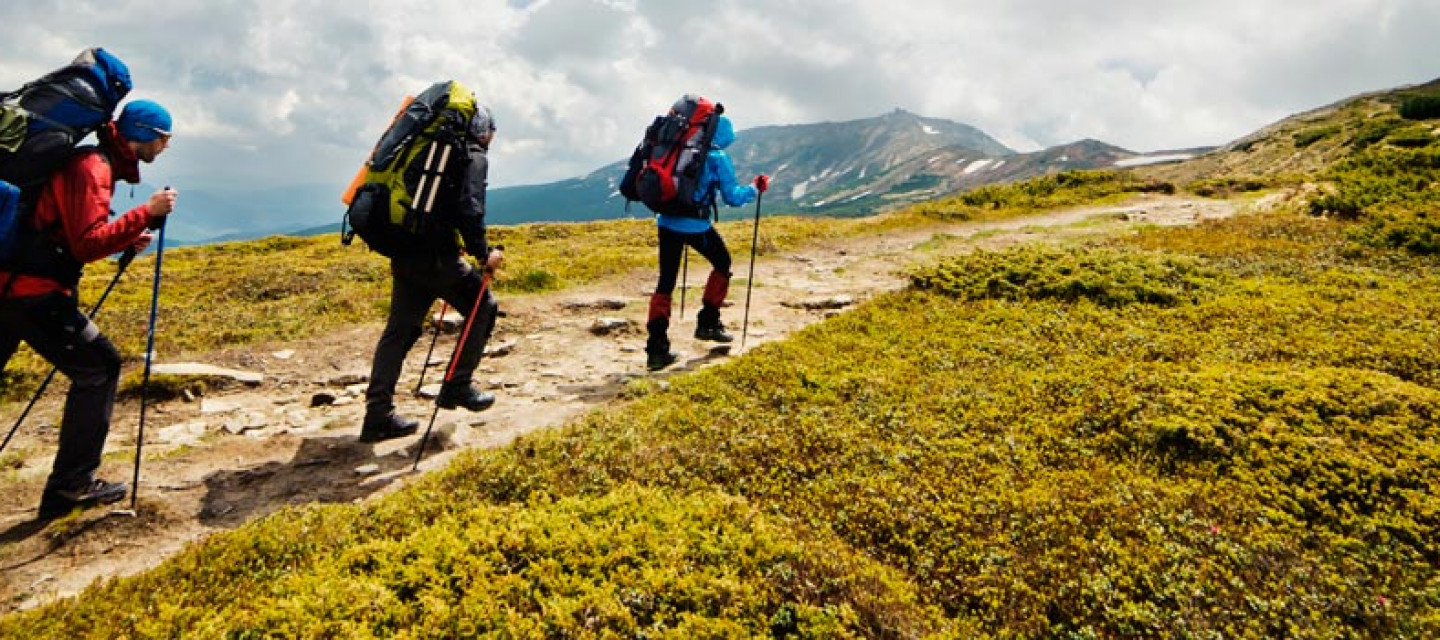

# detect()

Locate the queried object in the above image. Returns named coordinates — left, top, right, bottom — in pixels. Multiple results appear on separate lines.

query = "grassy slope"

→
left=3, top=86, right=1440, bottom=638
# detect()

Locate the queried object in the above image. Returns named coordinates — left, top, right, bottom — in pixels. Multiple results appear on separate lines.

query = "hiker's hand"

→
left=132, top=232, right=154, bottom=253
left=485, top=248, right=504, bottom=272
left=148, top=187, right=177, bottom=217
left=753, top=174, right=769, bottom=194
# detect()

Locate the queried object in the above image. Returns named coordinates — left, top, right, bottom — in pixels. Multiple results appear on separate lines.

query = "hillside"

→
left=1138, top=76, right=1440, bottom=185
left=2, top=76, right=1440, bottom=636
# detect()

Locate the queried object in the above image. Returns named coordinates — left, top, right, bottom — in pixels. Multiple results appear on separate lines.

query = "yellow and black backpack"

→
left=341, top=80, right=479, bottom=257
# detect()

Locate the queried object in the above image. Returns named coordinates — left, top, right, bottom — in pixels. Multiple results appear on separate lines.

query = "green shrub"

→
left=909, top=244, right=1226, bottom=308
left=509, top=268, right=562, bottom=292
left=1399, top=95, right=1440, bottom=120
left=1187, top=176, right=1273, bottom=198
left=1350, top=116, right=1404, bottom=150
left=1349, top=207, right=1440, bottom=255
left=1308, top=146, right=1440, bottom=219
left=1294, top=125, right=1341, bottom=148
left=1385, top=125, right=1437, bottom=149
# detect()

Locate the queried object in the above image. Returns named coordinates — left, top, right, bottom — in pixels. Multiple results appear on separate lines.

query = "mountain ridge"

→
left=486, top=109, right=1195, bottom=224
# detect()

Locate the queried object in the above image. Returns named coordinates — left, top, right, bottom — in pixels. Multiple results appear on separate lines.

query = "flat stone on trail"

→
left=157, top=420, right=209, bottom=446
left=485, top=340, right=517, bottom=357
left=781, top=295, right=856, bottom=310
left=590, top=317, right=634, bottom=335
left=563, top=297, right=628, bottom=310
left=200, top=399, right=243, bottom=415
left=152, top=363, right=264, bottom=385
left=222, top=412, right=268, bottom=435
left=433, top=311, right=464, bottom=333
left=271, top=350, right=296, bottom=360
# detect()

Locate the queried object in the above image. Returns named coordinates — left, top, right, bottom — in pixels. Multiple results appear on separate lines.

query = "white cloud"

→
left=1, top=0, right=1436, bottom=193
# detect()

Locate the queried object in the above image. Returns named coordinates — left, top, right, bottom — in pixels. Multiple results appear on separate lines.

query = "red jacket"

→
left=0, top=150, right=153, bottom=298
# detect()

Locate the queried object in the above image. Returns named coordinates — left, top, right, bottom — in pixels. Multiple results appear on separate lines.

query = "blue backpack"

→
left=0, top=48, right=132, bottom=272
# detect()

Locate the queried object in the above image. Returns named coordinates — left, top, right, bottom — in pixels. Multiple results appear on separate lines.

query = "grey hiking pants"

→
left=365, top=253, right=497, bottom=415
left=0, top=291, right=123, bottom=494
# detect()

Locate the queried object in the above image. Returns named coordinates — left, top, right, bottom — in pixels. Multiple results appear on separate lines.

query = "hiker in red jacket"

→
left=0, top=99, right=177, bottom=520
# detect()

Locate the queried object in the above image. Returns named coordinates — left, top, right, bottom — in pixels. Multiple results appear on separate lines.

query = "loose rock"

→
left=152, top=362, right=264, bottom=386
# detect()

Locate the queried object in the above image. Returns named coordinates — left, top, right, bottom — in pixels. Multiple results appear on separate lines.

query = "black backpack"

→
left=621, top=94, right=723, bottom=218
left=0, top=47, right=132, bottom=278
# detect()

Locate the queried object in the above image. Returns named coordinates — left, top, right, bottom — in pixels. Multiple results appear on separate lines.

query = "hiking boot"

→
left=38, top=479, right=127, bottom=520
left=646, top=350, right=679, bottom=371
left=436, top=384, right=496, bottom=412
left=360, top=411, right=420, bottom=443
left=694, top=323, right=733, bottom=343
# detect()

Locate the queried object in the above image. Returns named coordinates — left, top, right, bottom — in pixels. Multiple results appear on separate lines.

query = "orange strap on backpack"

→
left=341, top=95, right=415, bottom=205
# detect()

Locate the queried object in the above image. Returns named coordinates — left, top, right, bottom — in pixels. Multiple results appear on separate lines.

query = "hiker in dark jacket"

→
left=646, top=114, right=769, bottom=370
left=0, top=99, right=176, bottom=520
left=360, top=104, right=504, bottom=443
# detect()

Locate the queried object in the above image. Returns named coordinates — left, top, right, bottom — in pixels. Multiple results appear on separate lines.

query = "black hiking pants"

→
left=655, top=226, right=731, bottom=296
left=365, top=253, right=497, bottom=416
left=0, top=292, right=123, bottom=496
left=648, top=226, right=732, bottom=353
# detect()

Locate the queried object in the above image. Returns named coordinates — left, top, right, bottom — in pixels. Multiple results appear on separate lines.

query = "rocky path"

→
left=0, top=194, right=1245, bottom=614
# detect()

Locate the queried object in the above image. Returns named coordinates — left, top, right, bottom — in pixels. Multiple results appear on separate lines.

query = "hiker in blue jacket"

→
left=645, top=114, right=769, bottom=370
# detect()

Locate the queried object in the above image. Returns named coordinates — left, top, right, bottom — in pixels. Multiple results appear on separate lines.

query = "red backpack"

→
left=621, top=94, right=722, bottom=217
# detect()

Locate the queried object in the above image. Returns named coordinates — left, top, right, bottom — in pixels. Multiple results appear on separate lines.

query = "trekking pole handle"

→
left=484, top=244, right=505, bottom=273
left=147, top=186, right=174, bottom=231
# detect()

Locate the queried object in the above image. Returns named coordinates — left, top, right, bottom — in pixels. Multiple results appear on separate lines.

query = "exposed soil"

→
left=0, top=194, right=1254, bottom=614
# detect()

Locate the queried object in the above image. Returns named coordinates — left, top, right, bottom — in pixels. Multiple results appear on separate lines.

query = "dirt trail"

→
left=0, top=194, right=1246, bottom=613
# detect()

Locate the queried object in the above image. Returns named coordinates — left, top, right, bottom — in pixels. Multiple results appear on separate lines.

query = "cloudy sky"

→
left=5, top=0, right=1438, bottom=192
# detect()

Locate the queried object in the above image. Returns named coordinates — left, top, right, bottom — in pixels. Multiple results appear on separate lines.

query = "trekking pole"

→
left=740, top=192, right=763, bottom=349
left=678, top=246, right=688, bottom=319
left=129, top=216, right=167, bottom=514
left=414, top=301, right=449, bottom=395
left=0, top=247, right=138, bottom=456
left=414, top=267, right=492, bottom=471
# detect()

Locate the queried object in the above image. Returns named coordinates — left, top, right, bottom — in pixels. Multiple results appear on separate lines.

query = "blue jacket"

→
left=657, top=115, right=758, bottom=234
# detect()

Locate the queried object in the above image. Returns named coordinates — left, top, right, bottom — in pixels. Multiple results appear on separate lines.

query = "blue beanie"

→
left=117, top=99, right=172, bottom=142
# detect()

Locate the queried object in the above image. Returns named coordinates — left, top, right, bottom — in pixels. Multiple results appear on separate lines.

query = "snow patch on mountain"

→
left=1113, top=153, right=1194, bottom=167
left=963, top=159, right=996, bottom=174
